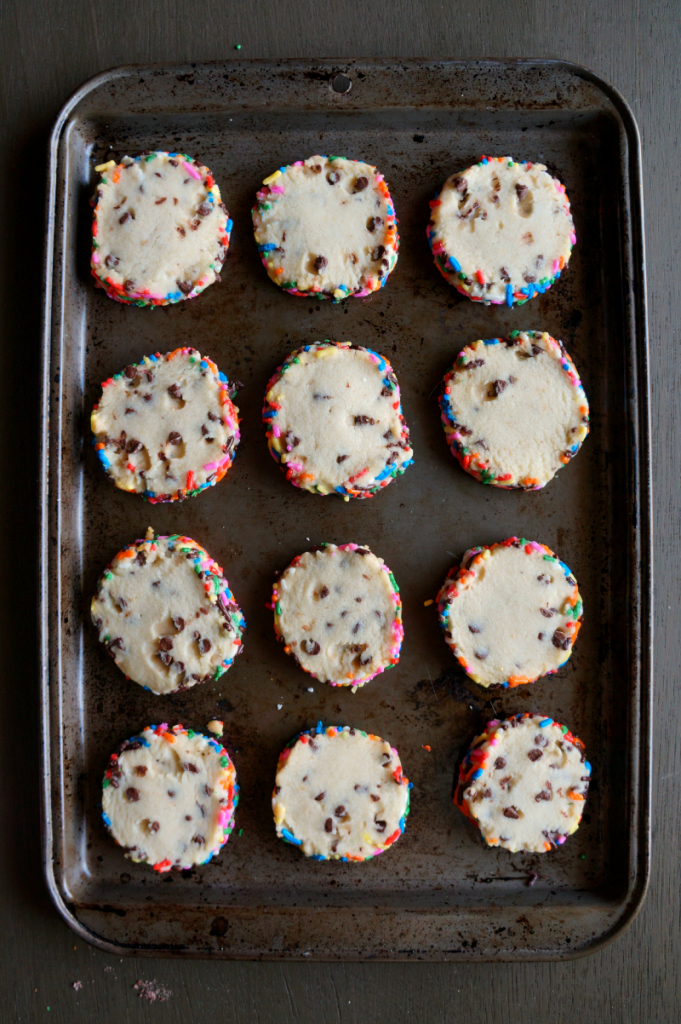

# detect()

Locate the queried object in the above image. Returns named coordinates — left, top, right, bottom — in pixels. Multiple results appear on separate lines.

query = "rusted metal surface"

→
left=40, top=59, right=650, bottom=960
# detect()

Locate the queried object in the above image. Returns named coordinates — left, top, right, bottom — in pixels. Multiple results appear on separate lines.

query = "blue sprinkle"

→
left=316, top=721, right=323, bottom=734
left=262, top=410, right=277, bottom=419
left=554, top=270, right=561, bottom=279
left=281, top=828, right=302, bottom=846
left=310, top=854, right=326, bottom=861
left=539, top=718, right=553, bottom=727
left=335, top=486, right=347, bottom=495
left=148, top=353, right=159, bottom=362
left=558, top=560, right=572, bottom=575
left=471, top=768, right=483, bottom=780
left=482, top=157, right=489, bottom=164
left=408, top=781, right=413, bottom=789
left=226, top=219, right=233, bottom=232
left=258, top=243, right=277, bottom=252
left=501, top=681, right=509, bottom=689
left=218, top=371, right=228, bottom=383
left=448, top=255, right=461, bottom=272
left=584, top=762, right=591, bottom=773
left=102, top=813, right=111, bottom=827
left=506, top=283, right=513, bottom=306
left=526, top=283, right=534, bottom=299
left=483, top=338, right=500, bottom=346
left=399, top=817, right=405, bottom=831
left=279, top=166, right=287, bottom=173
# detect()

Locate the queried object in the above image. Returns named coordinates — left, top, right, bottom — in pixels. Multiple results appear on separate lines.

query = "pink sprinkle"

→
left=552, top=259, right=561, bottom=274
left=272, top=424, right=281, bottom=437
left=293, top=160, right=304, bottom=166
left=269, top=185, right=285, bottom=194
left=92, top=253, right=100, bottom=264
left=203, top=461, right=218, bottom=473
left=183, top=161, right=202, bottom=180
left=570, top=233, right=577, bottom=245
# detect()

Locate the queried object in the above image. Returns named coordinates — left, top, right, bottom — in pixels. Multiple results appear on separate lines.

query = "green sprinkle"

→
left=292, top=357, right=300, bottom=364
left=235, top=43, right=242, bottom=50
left=275, top=602, right=281, bottom=616
left=214, top=665, right=226, bottom=680
left=187, top=729, right=195, bottom=738
left=104, top=571, right=113, bottom=580
left=388, top=573, right=400, bottom=593
left=102, top=778, right=110, bottom=788
left=259, top=202, right=272, bottom=211
left=458, top=272, right=467, bottom=281
left=145, top=153, right=156, bottom=162
left=509, top=329, right=520, bottom=338
left=238, top=828, right=243, bottom=836
left=561, top=724, right=569, bottom=734
left=220, top=756, right=229, bottom=767
left=543, top=554, right=556, bottom=563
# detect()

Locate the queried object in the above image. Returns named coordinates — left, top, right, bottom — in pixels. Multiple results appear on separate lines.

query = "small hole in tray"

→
left=332, top=74, right=352, bottom=94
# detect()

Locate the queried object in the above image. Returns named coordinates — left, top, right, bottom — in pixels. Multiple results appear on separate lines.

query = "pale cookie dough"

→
left=439, top=332, right=589, bottom=489
left=455, top=713, right=591, bottom=853
left=437, top=537, right=583, bottom=688
left=91, top=348, right=241, bottom=503
left=90, top=151, right=231, bottom=306
left=91, top=530, right=245, bottom=695
left=263, top=342, right=413, bottom=498
left=252, top=155, right=399, bottom=300
left=102, top=724, right=239, bottom=871
left=427, top=156, right=575, bottom=305
left=272, top=544, right=403, bottom=688
left=272, top=723, right=411, bottom=860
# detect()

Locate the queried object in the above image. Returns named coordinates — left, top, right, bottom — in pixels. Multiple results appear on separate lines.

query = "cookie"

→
left=252, top=156, right=399, bottom=301
left=263, top=342, right=413, bottom=498
left=439, top=332, right=589, bottom=489
left=454, top=713, right=591, bottom=853
left=90, top=151, right=231, bottom=306
left=91, top=348, right=241, bottom=503
left=437, top=537, right=582, bottom=688
left=273, top=722, right=411, bottom=860
left=272, top=543, right=403, bottom=689
left=427, top=156, right=575, bottom=305
left=91, top=530, right=245, bottom=695
left=102, top=723, right=238, bottom=871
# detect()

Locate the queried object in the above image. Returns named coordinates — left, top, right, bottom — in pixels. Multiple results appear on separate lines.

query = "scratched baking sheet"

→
left=40, top=59, right=651, bottom=960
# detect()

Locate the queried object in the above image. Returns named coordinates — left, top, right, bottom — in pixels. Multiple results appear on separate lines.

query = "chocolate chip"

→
left=315, top=792, right=325, bottom=801
left=500, top=267, right=511, bottom=283
left=197, top=201, right=212, bottom=216
left=302, top=639, right=321, bottom=655
left=538, top=633, right=545, bottom=640
left=313, top=255, right=328, bottom=273
left=335, top=805, right=345, bottom=816
left=468, top=624, right=481, bottom=633
left=135, top=550, right=147, bottom=566
left=371, top=245, right=386, bottom=261
left=453, top=176, right=467, bottom=193
left=324, top=818, right=333, bottom=832
left=176, top=280, right=193, bottom=295
left=192, top=835, right=205, bottom=845
left=123, top=279, right=136, bottom=294
left=168, top=384, right=183, bottom=400
left=523, top=274, right=537, bottom=283
left=157, top=451, right=167, bottom=461
left=503, top=806, right=519, bottom=819
left=467, top=359, right=485, bottom=369
left=353, top=176, right=369, bottom=192
left=158, top=651, right=173, bottom=667
left=490, top=379, right=507, bottom=397
left=336, top=454, right=349, bottom=464
left=158, top=636, right=174, bottom=651
left=119, top=212, right=131, bottom=224
left=515, top=184, right=529, bottom=200
left=354, top=415, right=375, bottom=425
left=125, top=787, right=140, bottom=802
left=104, top=254, right=120, bottom=268
left=149, top=821, right=160, bottom=833
left=167, top=431, right=182, bottom=445
left=167, top=790, right=176, bottom=798
left=155, top=197, right=167, bottom=205
left=552, top=629, right=571, bottom=650
left=494, top=757, right=506, bottom=770
left=474, top=650, right=487, bottom=660
left=535, top=790, right=552, bottom=802
left=352, top=623, right=360, bottom=635
left=370, top=794, right=380, bottom=802
left=540, top=608, right=554, bottom=618
left=528, top=749, right=543, bottom=761
left=375, top=820, right=387, bottom=832
left=124, top=365, right=137, bottom=379
left=327, top=170, right=341, bottom=185
left=183, top=762, right=199, bottom=773
left=367, top=216, right=382, bottom=232
left=198, top=638, right=212, bottom=654
left=320, top=586, right=329, bottom=599
left=133, top=765, right=147, bottom=777
left=126, top=439, right=143, bottom=454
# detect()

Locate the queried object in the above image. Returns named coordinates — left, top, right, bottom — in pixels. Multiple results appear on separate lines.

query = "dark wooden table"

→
left=0, top=1, right=677, bottom=1020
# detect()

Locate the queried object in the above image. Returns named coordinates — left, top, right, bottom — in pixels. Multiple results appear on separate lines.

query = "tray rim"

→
left=39, top=56, right=652, bottom=962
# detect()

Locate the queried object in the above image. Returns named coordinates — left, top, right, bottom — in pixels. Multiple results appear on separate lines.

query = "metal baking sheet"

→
left=40, top=58, right=651, bottom=960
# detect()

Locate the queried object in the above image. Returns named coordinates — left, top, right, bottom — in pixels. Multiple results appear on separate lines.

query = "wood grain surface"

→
left=0, top=1, right=677, bottom=1020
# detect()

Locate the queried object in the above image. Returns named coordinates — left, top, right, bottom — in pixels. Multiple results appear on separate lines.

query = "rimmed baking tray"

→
left=40, top=58, right=651, bottom=960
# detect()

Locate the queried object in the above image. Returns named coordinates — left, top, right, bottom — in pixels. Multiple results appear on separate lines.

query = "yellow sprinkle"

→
left=262, top=169, right=282, bottom=186
left=207, top=720, right=223, bottom=737
left=95, top=160, right=116, bottom=172
left=273, top=803, right=285, bottom=824
left=333, top=289, right=345, bottom=300
left=423, top=599, right=434, bottom=607
left=343, top=495, right=350, bottom=502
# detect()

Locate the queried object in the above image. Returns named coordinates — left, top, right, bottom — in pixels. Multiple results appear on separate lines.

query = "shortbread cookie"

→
left=427, top=156, right=575, bottom=305
left=437, top=538, right=582, bottom=688
left=102, top=724, right=239, bottom=871
left=91, top=151, right=231, bottom=306
left=454, top=713, right=591, bottom=853
left=439, top=332, right=589, bottom=489
left=273, top=723, right=411, bottom=860
left=272, top=544, right=403, bottom=688
left=91, top=348, right=240, bottom=503
left=252, top=156, right=399, bottom=300
left=91, top=530, right=245, bottom=695
left=263, top=342, right=413, bottom=498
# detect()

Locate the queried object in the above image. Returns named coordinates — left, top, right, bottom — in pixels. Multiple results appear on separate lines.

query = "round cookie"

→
left=272, top=543, right=403, bottom=689
left=90, top=151, right=231, bottom=306
left=436, top=537, right=582, bottom=689
left=439, top=332, right=589, bottom=490
left=263, top=342, right=413, bottom=499
left=252, top=156, right=399, bottom=301
left=91, top=348, right=241, bottom=503
left=91, top=530, right=245, bottom=695
left=427, top=155, right=575, bottom=305
left=272, top=722, right=411, bottom=860
left=454, top=713, right=591, bottom=853
left=102, top=723, right=239, bottom=871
